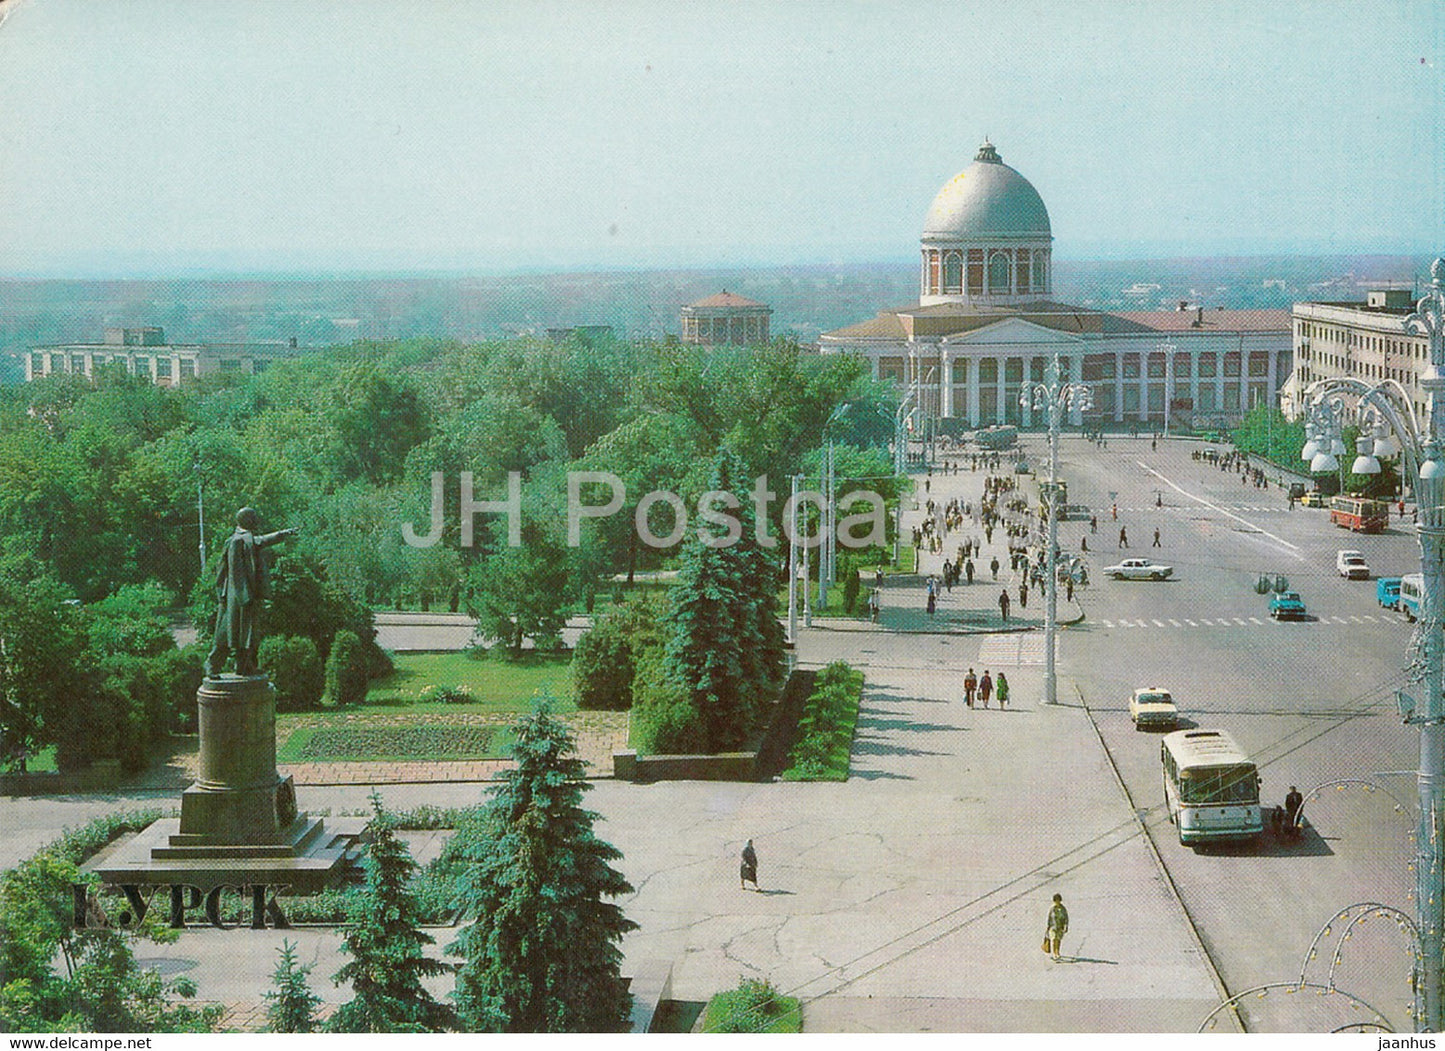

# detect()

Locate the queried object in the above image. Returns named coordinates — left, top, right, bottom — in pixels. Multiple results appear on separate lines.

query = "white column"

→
left=967, top=362, right=981, bottom=426
left=1022, top=357, right=1035, bottom=427
left=941, top=351, right=954, bottom=417
left=1114, top=352, right=1126, bottom=422
left=994, top=357, right=1006, bottom=424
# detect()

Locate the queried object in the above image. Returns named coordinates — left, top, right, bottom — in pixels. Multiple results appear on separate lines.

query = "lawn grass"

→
left=276, top=723, right=513, bottom=763
left=363, top=651, right=576, bottom=711
left=700, top=979, right=802, bottom=1033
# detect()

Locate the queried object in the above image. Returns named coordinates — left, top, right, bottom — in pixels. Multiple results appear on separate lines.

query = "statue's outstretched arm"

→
left=256, top=527, right=299, bottom=548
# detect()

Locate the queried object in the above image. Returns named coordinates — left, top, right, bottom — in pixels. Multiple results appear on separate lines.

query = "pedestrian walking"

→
left=1081, top=536, right=1088, bottom=552
left=1090, top=515, right=1097, bottom=534
left=1118, top=527, right=1129, bottom=549
left=1019, top=581, right=1028, bottom=609
left=996, top=672, right=1009, bottom=709
left=1155, top=492, right=1162, bottom=508
left=978, top=670, right=993, bottom=708
left=875, top=566, right=885, bottom=587
left=965, top=558, right=975, bottom=584
left=926, top=591, right=936, bottom=617
left=990, top=556, right=1000, bottom=580
left=1066, top=577, right=1074, bottom=603
left=964, top=667, right=977, bottom=708
left=999, top=589, right=1010, bottom=621
left=1044, top=893, right=1069, bottom=960
left=1152, top=527, right=1160, bottom=547
left=740, top=839, right=759, bottom=891
left=1111, top=503, right=1118, bottom=521
left=868, top=589, right=880, bottom=623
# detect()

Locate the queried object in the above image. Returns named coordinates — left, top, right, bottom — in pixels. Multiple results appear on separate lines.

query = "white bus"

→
left=1161, top=729, right=1262, bottom=846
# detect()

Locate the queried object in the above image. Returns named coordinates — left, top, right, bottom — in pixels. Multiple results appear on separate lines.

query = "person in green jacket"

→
left=996, top=672, right=1010, bottom=710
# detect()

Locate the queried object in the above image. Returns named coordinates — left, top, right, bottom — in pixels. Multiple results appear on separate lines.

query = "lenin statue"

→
left=205, top=507, right=297, bottom=677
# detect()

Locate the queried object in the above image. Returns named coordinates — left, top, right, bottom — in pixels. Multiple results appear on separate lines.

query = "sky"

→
left=0, top=0, right=1442, bottom=276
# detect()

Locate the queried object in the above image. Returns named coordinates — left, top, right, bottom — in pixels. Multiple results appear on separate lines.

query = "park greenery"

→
left=701, top=976, right=802, bottom=1033
left=782, top=662, right=864, bottom=781
left=0, top=334, right=894, bottom=774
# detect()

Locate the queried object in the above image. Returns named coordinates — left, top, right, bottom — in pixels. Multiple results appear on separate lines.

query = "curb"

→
left=1073, top=682, right=1245, bottom=1033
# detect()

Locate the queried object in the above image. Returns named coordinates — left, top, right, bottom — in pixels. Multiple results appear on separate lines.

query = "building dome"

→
left=923, top=140, right=1051, bottom=243
left=918, top=140, right=1053, bottom=306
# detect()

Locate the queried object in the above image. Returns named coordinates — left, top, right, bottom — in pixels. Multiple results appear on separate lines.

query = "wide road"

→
left=1052, top=434, right=1420, bottom=1031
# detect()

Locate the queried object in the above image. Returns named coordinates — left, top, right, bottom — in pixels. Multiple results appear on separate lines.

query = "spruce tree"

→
left=449, top=699, right=636, bottom=1032
left=329, top=794, right=455, bottom=1033
left=264, top=940, right=321, bottom=1033
left=666, top=449, right=785, bottom=752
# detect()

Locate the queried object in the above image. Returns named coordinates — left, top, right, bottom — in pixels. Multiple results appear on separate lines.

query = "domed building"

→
left=820, top=140, right=1292, bottom=431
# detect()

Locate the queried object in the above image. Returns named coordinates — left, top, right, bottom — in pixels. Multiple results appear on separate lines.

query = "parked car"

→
left=1336, top=550, right=1370, bottom=580
left=1269, top=590, right=1308, bottom=620
left=1377, top=577, right=1403, bottom=610
left=1299, top=490, right=1329, bottom=507
left=1103, top=558, right=1174, bottom=581
left=1129, top=687, right=1179, bottom=731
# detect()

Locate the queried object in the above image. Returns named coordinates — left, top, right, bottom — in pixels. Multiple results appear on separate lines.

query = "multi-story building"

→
left=1287, top=289, right=1431, bottom=422
left=680, top=291, right=772, bottom=346
left=820, top=141, right=1293, bottom=430
left=23, top=327, right=303, bottom=386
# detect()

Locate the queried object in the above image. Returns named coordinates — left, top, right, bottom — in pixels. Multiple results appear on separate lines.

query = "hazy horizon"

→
left=1, top=1, right=1442, bottom=276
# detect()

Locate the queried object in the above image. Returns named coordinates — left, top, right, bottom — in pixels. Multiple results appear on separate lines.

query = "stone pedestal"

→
left=87, top=673, right=359, bottom=892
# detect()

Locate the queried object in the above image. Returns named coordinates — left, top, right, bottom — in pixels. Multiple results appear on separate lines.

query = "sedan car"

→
left=1103, top=558, right=1174, bottom=581
left=1336, top=550, right=1370, bottom=580
left=1299, top=490, right=1329, bottom=507
left=1269, top=590, right=1308, bottom=620
left=1129, top=687, right=1179, bottom=731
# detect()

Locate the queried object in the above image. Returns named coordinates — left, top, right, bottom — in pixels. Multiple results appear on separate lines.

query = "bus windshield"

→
left=1179, top=765, right=1258, bottom=805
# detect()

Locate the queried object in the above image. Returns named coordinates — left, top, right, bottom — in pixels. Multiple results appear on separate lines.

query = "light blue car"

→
left=1268, top=590, right=1307, bottom=620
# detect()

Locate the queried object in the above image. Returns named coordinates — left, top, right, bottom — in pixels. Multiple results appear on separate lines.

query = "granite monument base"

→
left=86, top=673, right=360, bottom=893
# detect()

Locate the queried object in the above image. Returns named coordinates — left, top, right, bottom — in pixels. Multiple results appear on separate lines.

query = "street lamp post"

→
left=193, top=454, right=206, bottom=572
left=1021, top=354, right=1093, bottom=707
left=787, top=473, right=800, bottom=644
left=1300, top=257, right=1445, bottom=1032
left=818, top=403, right=851, bottom=610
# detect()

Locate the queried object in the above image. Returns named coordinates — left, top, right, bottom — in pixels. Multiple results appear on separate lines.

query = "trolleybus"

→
left=1161, top=728, right=1262, bottom=846
left=1329, top=495, right=1389, bottom=534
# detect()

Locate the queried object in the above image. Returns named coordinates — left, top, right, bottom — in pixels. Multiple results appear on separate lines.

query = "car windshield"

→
left=1137, top=692, right=1171, bottom=705
left=1279, top=592, right=1300, bottom=602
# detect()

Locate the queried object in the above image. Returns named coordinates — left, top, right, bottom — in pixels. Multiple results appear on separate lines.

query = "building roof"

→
left=1111, top=309, right=1292, bottom=333
left=686, top=290, right=769, bottom=310
left=922, top=140, right=1052, bottom=244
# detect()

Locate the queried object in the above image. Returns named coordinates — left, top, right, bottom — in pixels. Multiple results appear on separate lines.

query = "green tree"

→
left=324, top=630, right=370, bottom=707
left=329, top=796, right=454, bottom=1033
left=448, top=700, right=636, bottom=1032
left=663, top=449, right=785, bottom=752
left=258, top=635, right=325, bottom=711
left=465, top=516, right=571, bottom=658
left=571, top=593, right=666, bottom=710
left=0, top=567, right=85, bottom=770
left=265, top=940, right=322, bottom=1033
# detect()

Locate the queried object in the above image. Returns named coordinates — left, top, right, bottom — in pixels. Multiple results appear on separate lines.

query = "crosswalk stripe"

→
left=1184, top=619, right=1198, bottom=626
left=1363, top=615, right=1378, bottom=622
left=1333, top=616, right=1350, bottom=624
left=1233, top=618, right=1248, bottom=625
left=1349, top=616, right=1364, bottom=624
left=1168, top=619, right=1182, bottom=627
left=1102, top=620, right=1114, bottom=628
left=1152, top=619, right=1166, bottom=627
left=1248, top=617, right=1264, bottom=625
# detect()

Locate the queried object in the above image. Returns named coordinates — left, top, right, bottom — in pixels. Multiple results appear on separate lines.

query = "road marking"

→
left=1349, top=615, right=1364, bottom=623
left=1101, top=619, right=1114, bottom=627
left=1332, top=616, right=1350, bottom=624
left=1168, top=619, right=1182, bottom=627
left=1248, top=617, right=1264, bottom=625
left=1152, top=619, right=1166, bottom=627
left=1137, top=462, right=1302, bottom=555
left=1184, top=618, right=1197, bottom=626
left=1233, top=617, right=1248, bottom=625
left=1364, top=615, right=1378, bottom=622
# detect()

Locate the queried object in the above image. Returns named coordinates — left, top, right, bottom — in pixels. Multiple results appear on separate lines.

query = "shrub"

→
left=782, top=661, right=863, bottom=782
left=628, top=644, right=706, bottom=755
left=702, top=977, right=800, bottom=1033
left=324, top=630, right=369, bottom=707
left=840, top=554, right=862, bottom=614
left=259, top=635, right=325, bottom=711
left=573, top=594, right=666, bottom=710
left=417, top=684, right=475, bottom=705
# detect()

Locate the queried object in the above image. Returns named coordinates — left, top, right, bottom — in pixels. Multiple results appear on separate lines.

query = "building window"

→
left=1248, top=353, right=1268, bottom=377
left=1223, top=386, right=1240, bottom=411
left=179, top=359, right=196, bottom=379
left=1199, top=386, right=1217, bottom=411
left=967, top=250, right=985, bottom=295
left=1030, top=358, right=1045, bottom=382
left=943, top=252, right=962, bottom=294
left=928, top=252, right=941, bottom=294
left=1147, top=354, right=1166, bottom=379
left=30, top=353, right=43, bottom=375
left=1174, top=353, right=1191, bottom=378
left=1032, top=250, right=1046, bottom=291
left=1123, top=387, right=1140, bottom=413
left=1015, top=249, right=1031, bottom=294
left=978, top=358, right=998, bottom=384
left=1122, top=357, right=1140, bottom=379
left=1224, top=353, right=1241, bottom=378
left=1004, top=357, right=1024, bottom=383
left=987, top=252, right=1010, bottom=294
left=1148, top=386, right=1164, bottom=412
